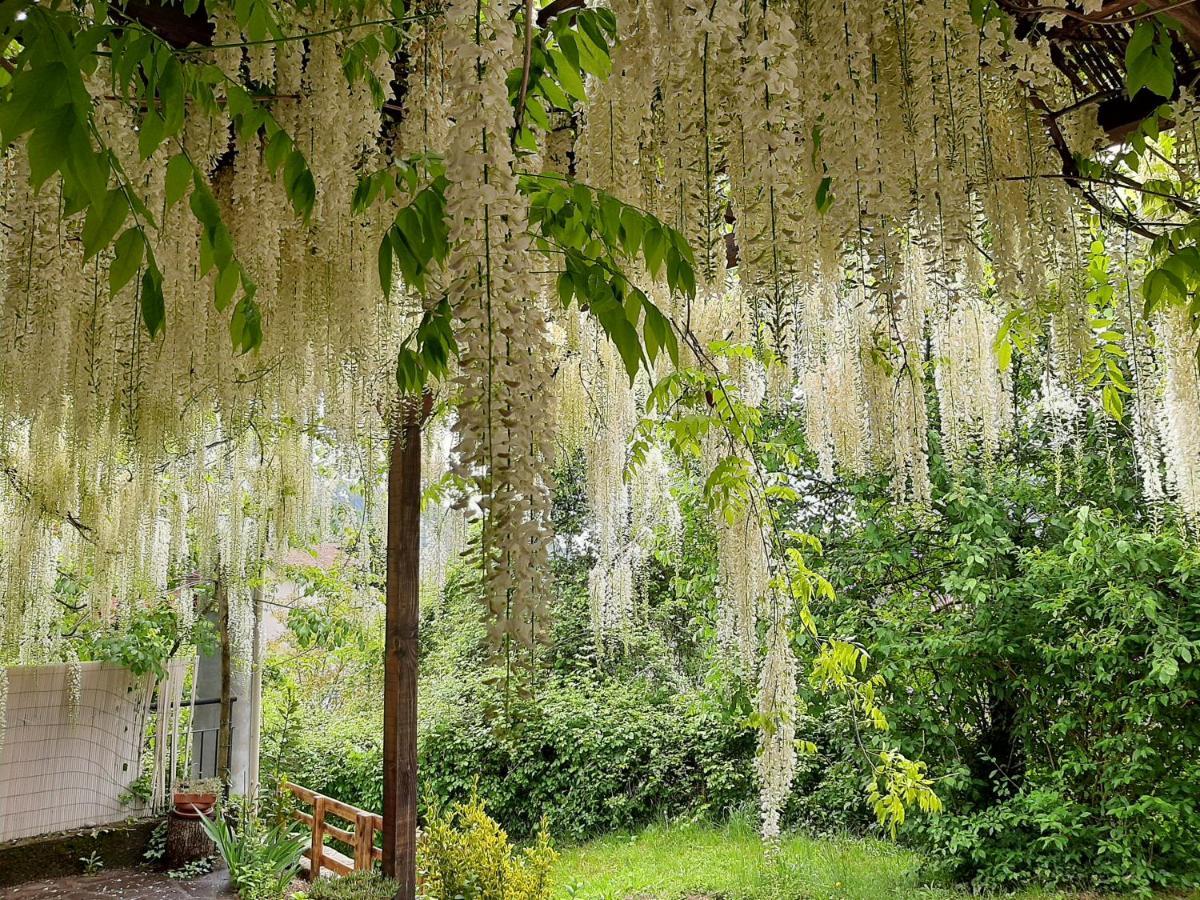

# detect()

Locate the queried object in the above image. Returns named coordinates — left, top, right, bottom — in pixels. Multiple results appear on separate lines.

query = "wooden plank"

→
left=309, top=796, right=327, bottom=881
left=319, top=846, right=354, bottom=876
left=288, top=783, right=317, bottom=805
left=323, top=822, right=355, bottom=845
left=294, top=811, right=314, bottom=828
left=298, top=848, right=352, bottom=877
left=322, top=795, right=370, bottom=823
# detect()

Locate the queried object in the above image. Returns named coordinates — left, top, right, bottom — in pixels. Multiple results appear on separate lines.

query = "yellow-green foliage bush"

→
left=419, top=795, right=556, bottom=900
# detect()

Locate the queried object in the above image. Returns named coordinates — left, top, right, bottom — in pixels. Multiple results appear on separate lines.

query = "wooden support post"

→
left=354, top=811, right=375, bottom=871
left=309, top=795, right=327, bottom=881
left=382, top=394, right=429, bottom=900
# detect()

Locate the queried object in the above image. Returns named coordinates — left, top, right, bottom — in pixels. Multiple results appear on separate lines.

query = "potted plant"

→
left=172, top=778, right=222, bottom=819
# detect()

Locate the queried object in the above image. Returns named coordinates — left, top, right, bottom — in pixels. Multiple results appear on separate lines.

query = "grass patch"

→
left=551, top=817, right=1116, bottom=900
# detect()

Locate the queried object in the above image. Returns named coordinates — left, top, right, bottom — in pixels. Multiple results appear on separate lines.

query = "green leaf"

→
left=816, top=176, right=834, bottom=213
left=556, top=271, right=574, bottom=307
left=1143, top=47, right=1175, bottom=98
left=1143, top=265, right=1186, bottom=313
left=215, top=262, right=240, bottom=312
left=189, top=180, right=222, bottom=228
left=537, top=73, right=571, bottom=111
left=138, top=110, right=166, bottom=160
left=590, top=291, right=641, bottom=382
left=396, top=346, right=425, bottom=393
left=211, top=224, right=235, bottom=270
left=109, top=226, right=145, bottom=295
left=1102, top=383, right=1125, bottom=422
left=264, top=129, right=291, bottom=176
left=229, top=294, right=262, bottom=354
left=158, top=56, right=186, bottom=136
left=63, top=117, right=109, bottom=204
left=284, top=150, right=316, bottom=220
left=82, top=189, right=129, bottom=261
left=644, top=226, right=666, bottom=279
left=26, top=107, right=74, bottom=192
left=165, top=154, right=193, bottom=208
left=549, top=48, right=586, bottom=102
left=140, top=264, right=165, bottom=338
left=1125, top=22, right=1156, bottom=73
left=620, top=207, right=644, bottom=255
left=1126, top=22, right=1175, bottom=98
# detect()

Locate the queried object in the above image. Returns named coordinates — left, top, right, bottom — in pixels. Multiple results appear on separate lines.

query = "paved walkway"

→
left=0, top=868, right=235, bottom=899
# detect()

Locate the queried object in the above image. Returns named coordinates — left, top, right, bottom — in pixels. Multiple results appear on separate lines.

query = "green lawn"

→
left=551, top=818, right=1100, bottom=900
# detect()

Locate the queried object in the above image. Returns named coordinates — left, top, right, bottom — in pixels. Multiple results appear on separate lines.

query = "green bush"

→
left=419, top=794, right=556, bottom=900
left=295, top=871, right=398, bottom=900
left=796, top=422, right=1200, bottom=891
left=419, top=675, right=755, bottom=840
left=270, top=674, right=754, bottom=842
left=266, top=545, right=756, bottom=841
left=268, top=715, right=385, bottom=816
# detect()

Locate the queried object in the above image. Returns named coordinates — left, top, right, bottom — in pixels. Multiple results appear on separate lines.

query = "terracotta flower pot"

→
left=172, top=790, right=216, bottom=819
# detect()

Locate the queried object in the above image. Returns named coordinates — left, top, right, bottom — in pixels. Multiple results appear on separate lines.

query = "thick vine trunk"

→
left=216, top=572, right=233, bottom=790
left=247, top=583, right=264, bottom=796
left=383, top=396, right=427, bottom=900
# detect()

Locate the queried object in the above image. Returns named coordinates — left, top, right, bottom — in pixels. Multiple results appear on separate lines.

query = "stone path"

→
left=0, top=868, right=234, bottom=899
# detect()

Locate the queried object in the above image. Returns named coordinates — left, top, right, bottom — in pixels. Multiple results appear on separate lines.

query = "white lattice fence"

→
left=0, top=662, right=154, bottom=842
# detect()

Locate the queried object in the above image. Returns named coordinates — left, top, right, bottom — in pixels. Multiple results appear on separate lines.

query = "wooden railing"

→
left=286, top=783, right=383, bottom=879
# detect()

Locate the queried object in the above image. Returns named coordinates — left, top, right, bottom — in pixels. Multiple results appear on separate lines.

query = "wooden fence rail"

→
left=286, top=782, right=383, bottom=879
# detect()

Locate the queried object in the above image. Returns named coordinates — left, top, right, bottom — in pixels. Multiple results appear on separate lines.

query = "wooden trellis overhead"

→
left=1001, top=0, right=1200, bottom=139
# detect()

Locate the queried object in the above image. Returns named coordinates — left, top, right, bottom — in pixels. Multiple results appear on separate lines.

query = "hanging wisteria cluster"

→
left=568, top=0, right=1200, bottom=833
left=441, top=0, right=556, bottom=649
left=1, top=0, right=1199, bottom=842
left=0, top=0, right=409, bottom=665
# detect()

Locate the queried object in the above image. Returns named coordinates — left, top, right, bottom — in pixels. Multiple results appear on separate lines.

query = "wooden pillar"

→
left=382, top=395, right=428, bottom=900
left=215, top=569, right=233, bottom=790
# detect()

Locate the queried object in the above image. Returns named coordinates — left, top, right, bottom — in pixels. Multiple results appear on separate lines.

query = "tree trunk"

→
left=166, top=811, right=215, bottom=868
left=382, top=395, right=427, bottom=900
left=216, top=571, right=233, bottom=791
left=247, top=583, right=264, bottom=797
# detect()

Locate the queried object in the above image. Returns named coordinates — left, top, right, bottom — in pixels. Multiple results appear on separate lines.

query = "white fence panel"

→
left=0, top=662, right=153, bottom=842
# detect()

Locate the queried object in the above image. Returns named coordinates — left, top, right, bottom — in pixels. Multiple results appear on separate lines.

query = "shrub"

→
left=296, top=871, right=398, bottom=900
left=270, top=674, right=754, bottom=842
left=799, top=435, right=1200, bottom=891
left=419, top=795, right=556, bottom=900
left=419, top=674, right=755, bottom=840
